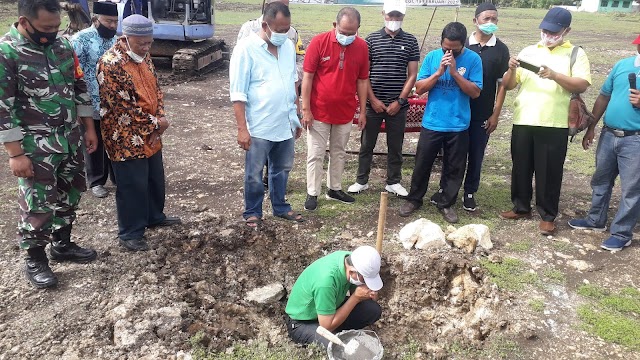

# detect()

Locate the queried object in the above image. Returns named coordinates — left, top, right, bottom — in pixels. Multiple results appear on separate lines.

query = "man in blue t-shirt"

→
left=568, top=35, right=640, bottom=252
left=399, top=22, right=482, bottom=223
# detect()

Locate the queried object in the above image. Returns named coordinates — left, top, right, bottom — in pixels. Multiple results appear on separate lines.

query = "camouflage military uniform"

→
left=0, top=25, right=93, bottom=249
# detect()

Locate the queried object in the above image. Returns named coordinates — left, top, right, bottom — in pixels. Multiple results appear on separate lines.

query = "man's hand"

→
left=370, top=97, right=387, bottom=114
left=386, top=101, right=401, bottom=116
left=446, top=51, right=458, bottom=76
left=436, top=52, right=451, bottom=77
left=302, top=110, right=315, bottom=130
left=352, top=285, right=373, bottom=302
left=507, top=56, right=519, bottom=70
left=582, top=127, right=596, bottom=150
left=237, top=128, right=251, bottom=151
left=9, top=155, right=34, bottom=178
left=295, top=127, right=303, bottom=139
left=357, top=112, right=367, bottom=131
left=84, top=128, right=98, bottom=154
left=538, top=65, right=557, bottom=81
left=149, top=130, right=162, bottom=146
left=485, top=115, right=499, bottom=135
left=630, top=89, right=640, bottom=108
left=157, top=117, right=170, bottom=135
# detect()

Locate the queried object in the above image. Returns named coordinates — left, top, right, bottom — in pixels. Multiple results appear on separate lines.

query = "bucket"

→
left=327, top=329, right=384, bottom=360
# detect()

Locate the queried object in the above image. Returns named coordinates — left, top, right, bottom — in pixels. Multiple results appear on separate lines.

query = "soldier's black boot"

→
left=24, top=247, right=58, bottom=289
left=49, top=225, right=97, bottom=263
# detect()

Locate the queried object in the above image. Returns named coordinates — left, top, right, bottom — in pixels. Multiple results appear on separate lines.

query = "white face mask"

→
left=540, top=30, right=565, bottom=47
left=385, top=20, right=402, bottom=32
left=349, top=271, right=364, bottom=286
left=126, top=36, right=147, bottom=63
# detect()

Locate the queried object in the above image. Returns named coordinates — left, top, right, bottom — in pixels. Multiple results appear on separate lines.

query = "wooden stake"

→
left=375, top=192, right=389, bottom=254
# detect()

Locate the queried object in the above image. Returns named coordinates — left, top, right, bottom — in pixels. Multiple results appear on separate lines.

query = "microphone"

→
left=630, top=73, right=637, bottom=90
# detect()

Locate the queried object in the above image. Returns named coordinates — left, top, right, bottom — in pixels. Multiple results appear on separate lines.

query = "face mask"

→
left=267, top=24, right=288, bottom=47
left=25, top=19, right=57, bottom=47
left=442, top=48, right=462, bottom=58
left=541, top=31, right=564, bottom=47
left=125, top=36, right=146, bottom=64
left=336, top=31, right=356, bottom=46
left=478, top=22, right=498, bottom=35
left=384, top=20, right=402, bottom=32
left=96, top=22, right=117, bottom=39
left=349, top=272, right=364, bottom=286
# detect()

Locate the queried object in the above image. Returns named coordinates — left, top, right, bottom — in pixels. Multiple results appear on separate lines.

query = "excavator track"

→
left=151, top=39, right=229, bottom=74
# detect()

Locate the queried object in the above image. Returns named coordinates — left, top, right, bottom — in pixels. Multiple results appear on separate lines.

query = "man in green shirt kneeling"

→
left=285, top=246, right=383, bottom=347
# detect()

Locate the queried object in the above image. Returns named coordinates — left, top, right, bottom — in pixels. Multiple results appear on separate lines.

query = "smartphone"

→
left=518, top=59, right=541, bottom=74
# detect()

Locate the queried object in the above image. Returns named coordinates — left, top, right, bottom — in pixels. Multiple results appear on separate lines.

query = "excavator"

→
left=62, top=0, right=228, bottom=73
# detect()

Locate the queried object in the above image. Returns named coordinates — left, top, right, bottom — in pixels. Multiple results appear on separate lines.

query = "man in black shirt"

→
left=347, top=0, right=419, bottom=197
left=430, top=2, right=509, bottom=211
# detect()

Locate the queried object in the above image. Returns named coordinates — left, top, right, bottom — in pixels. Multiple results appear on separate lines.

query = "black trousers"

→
left=510, top=125, right=568, bottom=221
left=355, top=107, right=407, bottom=185
left=285, top=299, right=382, bottom=348
left=111, top=151, right=166, bottom=240
left=407, top=128, right=469, bottom=208
left=84, top=119, right=115, bottom=187
left=439, top=120, right=490, bottom=195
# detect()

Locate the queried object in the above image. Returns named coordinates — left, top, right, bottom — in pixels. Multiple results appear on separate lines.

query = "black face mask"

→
left=442, top=48, right=462, bottom=58
left=25, top=19, right=58, bottom=47
left=96, top=22, right=117, bottom=39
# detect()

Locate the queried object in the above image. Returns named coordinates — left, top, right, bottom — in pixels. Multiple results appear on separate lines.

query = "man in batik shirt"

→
left=0, top=0, right=99, bottom=288
left=72, top=0, right=119, bottom=198
left=98, top=14, right=181, bottom=252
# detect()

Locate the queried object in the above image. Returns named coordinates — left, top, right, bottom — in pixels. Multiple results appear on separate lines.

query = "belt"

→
left=604, top=126, right=640, bottom=137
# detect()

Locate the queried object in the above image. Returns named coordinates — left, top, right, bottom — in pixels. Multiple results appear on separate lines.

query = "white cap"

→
left=351, top=246, right=383, bottom=291
left=383, top=0, right=406, bottom=15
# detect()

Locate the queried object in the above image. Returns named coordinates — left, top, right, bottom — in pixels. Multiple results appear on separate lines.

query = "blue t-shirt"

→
left=417, top=48, right=483, bottom=132
left=601, top=57, right=640, bottom=130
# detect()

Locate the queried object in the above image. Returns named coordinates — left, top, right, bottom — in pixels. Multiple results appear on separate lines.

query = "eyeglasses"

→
left=339, top=49, right=345, bottom=70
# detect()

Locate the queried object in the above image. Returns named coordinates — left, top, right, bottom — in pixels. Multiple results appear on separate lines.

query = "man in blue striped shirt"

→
left=230, top=2, right=303, bottom=229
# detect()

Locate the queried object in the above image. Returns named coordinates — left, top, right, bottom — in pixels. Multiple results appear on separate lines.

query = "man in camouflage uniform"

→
left=0, top=0, right=99, bottom=289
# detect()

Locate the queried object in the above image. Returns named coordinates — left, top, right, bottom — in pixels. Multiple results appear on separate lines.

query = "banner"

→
left=290, top=0, right=460, bottom=6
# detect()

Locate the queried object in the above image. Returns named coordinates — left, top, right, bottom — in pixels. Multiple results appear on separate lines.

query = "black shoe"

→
left=24, top=256, right=58, bottom=289
left=399, top=201, right=419, bottom=217
left=326, top=189, right=355, bottom=204
left=304, top=195, right=318, bottom=211
left=430, top=189, right=443, bottom=205
left=49, top=242, right=97, bottom=263
left=119, top=238, right=149, bottom=251
left=440, top=207, right=459, bottom=223
left=462, top=193, right=477, bottom=212
left=148, top=216, right=182, bottom=228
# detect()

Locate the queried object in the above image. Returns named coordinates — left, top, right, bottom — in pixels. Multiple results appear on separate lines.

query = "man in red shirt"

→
left=301, top=7, right=369, bottom=211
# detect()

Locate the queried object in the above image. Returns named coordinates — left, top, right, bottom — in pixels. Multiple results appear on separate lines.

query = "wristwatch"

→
left=397, top=98, right=408, bottom=106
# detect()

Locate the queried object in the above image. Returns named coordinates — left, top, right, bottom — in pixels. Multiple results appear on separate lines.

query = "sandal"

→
left=275, top=211, right=304, bottom=223
left=245, top=216, right=262, bottom=230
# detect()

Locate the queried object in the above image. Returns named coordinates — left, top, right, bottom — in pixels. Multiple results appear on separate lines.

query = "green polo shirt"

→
left=513, top=41, right=591, bottom=128
left=285, top=251, right=352, bottom=321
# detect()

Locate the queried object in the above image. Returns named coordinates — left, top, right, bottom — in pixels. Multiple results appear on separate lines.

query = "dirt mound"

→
left=102, top=213, right=506, bottom=358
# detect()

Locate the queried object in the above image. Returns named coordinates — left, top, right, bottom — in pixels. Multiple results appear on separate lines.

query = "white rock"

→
left=398, top=218, right=446, bottom=250
left=113, top=320, right=138, bottom=347
left=176, top=351, right=193, bottom=360
left=568, top=260, right=592, bottom=272
left=583, top=243, right=598, bottom=251
left=446, top=224, right=491, bottom=253
left=245, top=283, right=285, bottom=304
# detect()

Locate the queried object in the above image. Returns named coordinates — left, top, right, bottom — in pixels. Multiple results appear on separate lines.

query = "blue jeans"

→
left=244, top=137, right=294, bottom=219
left=586, top=129, right=640, bottom=241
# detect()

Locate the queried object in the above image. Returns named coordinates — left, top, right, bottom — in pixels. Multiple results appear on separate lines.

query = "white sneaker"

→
left=385, top=183, right=408, bottom=197
left=347, top=182, right=369, bottom=194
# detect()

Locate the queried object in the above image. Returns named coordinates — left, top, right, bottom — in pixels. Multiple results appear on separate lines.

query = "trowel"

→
left=316, top=326, right=360, bottom=356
